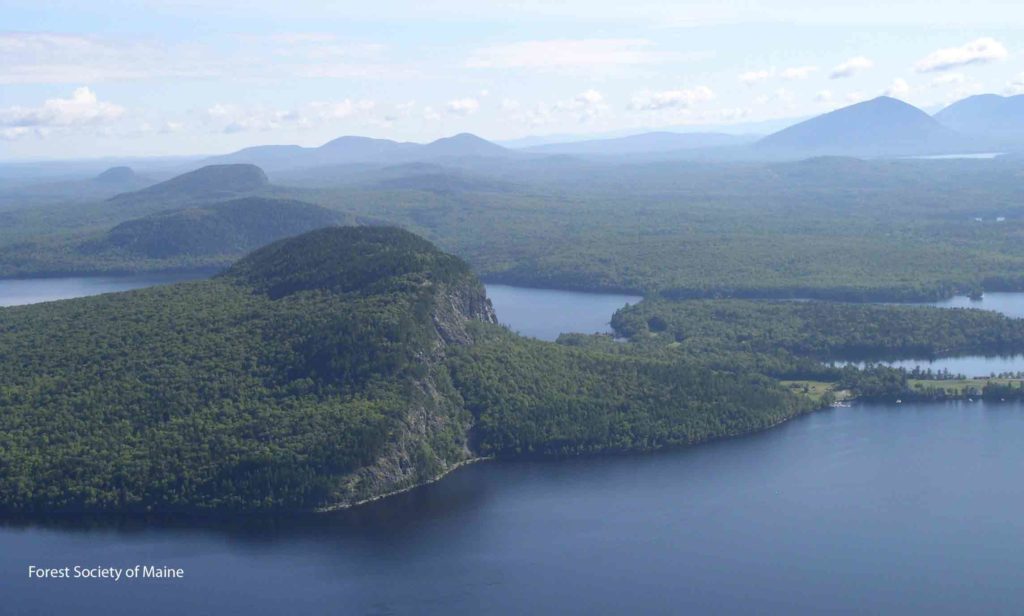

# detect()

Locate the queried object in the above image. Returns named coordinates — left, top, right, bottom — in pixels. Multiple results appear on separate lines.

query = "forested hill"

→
left=0, top=227, right=813, bottom=514
left=82, top=197, right=352, bottom=261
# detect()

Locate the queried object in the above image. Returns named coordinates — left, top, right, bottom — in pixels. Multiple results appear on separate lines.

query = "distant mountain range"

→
left=934, top=94, right=1024, bottom=144
left=192, top=93, right=1024, bottom=171
left=204, top=133, right=512, bottom=171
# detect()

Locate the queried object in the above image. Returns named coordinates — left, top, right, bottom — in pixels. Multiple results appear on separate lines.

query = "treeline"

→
left=448, top=325, right=815, bottom=457
left=612, top=299, right=1024, bottom=360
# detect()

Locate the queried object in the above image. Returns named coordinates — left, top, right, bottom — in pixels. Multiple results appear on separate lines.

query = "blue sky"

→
left=1, top=0, right=1022, bottom=159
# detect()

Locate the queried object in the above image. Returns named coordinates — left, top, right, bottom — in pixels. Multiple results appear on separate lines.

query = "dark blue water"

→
left=485, top=284, right=641, bottom=341
left=3, top=400, right=1023, bottom=614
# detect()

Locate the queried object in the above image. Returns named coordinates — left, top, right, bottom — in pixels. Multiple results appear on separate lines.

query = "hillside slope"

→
left=934, top=94, right=1024, bottom=144
left=83, top=197, right=350, bottom=260
left=0, top=227, right=813, bottom=513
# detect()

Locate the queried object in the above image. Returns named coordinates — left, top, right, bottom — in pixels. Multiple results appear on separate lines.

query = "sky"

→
left=1, top=0, right=1023, bottom=160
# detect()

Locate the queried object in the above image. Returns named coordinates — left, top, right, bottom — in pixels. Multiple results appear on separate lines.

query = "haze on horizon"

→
left=1, top=0, right=1022, bottom=160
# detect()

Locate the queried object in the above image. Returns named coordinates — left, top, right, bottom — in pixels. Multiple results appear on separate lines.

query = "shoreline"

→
left=315, top=456, right=494, bottom=513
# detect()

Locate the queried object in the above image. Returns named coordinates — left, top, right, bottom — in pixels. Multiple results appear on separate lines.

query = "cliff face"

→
left=322, top=273, right=497, bottom=510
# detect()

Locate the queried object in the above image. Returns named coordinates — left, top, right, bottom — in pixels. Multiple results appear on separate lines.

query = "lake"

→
left=925, top=292, right=1024, bottom=319
left=485, top=283, right=641, bottom=341
left=834, top=355, right=1024, bottom=377
left=3, top=400, right=1024, bottom=614
left=4, top=281, right=1024, bottom=613
left=0, top=272, right=214, bottom=307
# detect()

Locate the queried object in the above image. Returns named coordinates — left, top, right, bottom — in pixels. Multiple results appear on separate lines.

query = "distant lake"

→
left=4, top=400, right=1024, bottom=614
left=0, top=273, right=213, bottom=307
left=485, top=284, right=641, bottom=341
left=907, top=152, right=1004, bottom=160
left=833, top=355, right=1024, bottom=377
left=924, top=292, right=1024, bottom=319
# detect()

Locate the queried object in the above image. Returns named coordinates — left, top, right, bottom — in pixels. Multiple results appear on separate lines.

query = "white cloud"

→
left=930, top=73, right=967, bottom=87
left=885, top=78, right=911, bottom=98
left=740, top=65, right=817, bottom=85
left=628, top=86, right=714, bottom=111
left=202, top=98, right=376, bottom=133
left=780, top=65, right=817, bottom=80
left=739, top=69, right=774, bottom=85
left=829, top=56, right=873, bottom=79
left=0, top=87, right=124, bottom=128
left=446, top=98, right=480, bottom=116
left=422, top=106, right=441, bottom=122
left=846, top=91, right=868, bottom=103
left=815, top=90, right=833, bottom=103
left=465, top=38, right=692, bottom=70
left=307, top=98, right=376, bottom=120
left=0, top=32, right=221, bottom=84
left=504, top=90, right=610, bottom=126
left=1007, top=73, right=1024, bottom=95
left=914, top=38, right=1008, bottom=73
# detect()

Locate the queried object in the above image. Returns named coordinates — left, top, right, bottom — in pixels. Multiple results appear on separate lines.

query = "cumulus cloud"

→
left=465, top=38, right=694, bottom=70
left=446, top=98, right=480, bottom=116
left=739, top=69, right=774, bottom=85
left=203, top=98, right=376, bottom=133
left=780, top=65, right=817, bottom=80
left=306, top=98, right=376, bottom=120
left=0, top=87, right=124, bottom=129
left=914, top=38, right=1008, bottom=73
left=740, top=65, right=817, bottom=85
left=930, top=73, right=967, bottom=87
left=503, top=90, right=610, bottom=126
left=885, top=78, right=911, bottom=98
left=829, top=56, right=873, bottom=79
left=628, top=86, right=714, bottom=111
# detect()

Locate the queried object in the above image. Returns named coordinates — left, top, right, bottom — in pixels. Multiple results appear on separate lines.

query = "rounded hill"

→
left=223, top=226, right=476, bottom=298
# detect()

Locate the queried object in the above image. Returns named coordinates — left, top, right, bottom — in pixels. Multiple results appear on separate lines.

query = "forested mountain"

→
left=934, top=94, right=1024, bottom=144
left=0, top=227, right=813, bottom=513
left=92, top=166, right=148, bottom=188
left=756, top=96, right=974, bottom=157
left=0, top=194, right=359, bottom=276
left=109, top=164, right=269, bottom=206
left=81, top=197, right=352, bottom=260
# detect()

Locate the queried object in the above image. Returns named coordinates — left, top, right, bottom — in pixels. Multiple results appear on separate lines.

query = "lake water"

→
left=0, top=273, right=214, bottom=307
left=925, top=292, right=1024, bottom=319
left=485, top=283, right=641, bottom=341
left=834, top=355, right=1024, bottom=377
left=3, top=400, right=1024, bottom=614
left=4, top=282, right=1024, bottom=613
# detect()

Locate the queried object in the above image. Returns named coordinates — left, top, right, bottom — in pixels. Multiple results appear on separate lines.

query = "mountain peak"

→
left=111, top=164, right=269, bottom=203
left=423, top=133, right=507, bottom=157
left=223, top=226, right=474, bottom=299
left=934, top=94, right=1024, bottom=141
left=757, top=96, right=965, bottom=156
left=94, top=166, right=137, bottom=184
